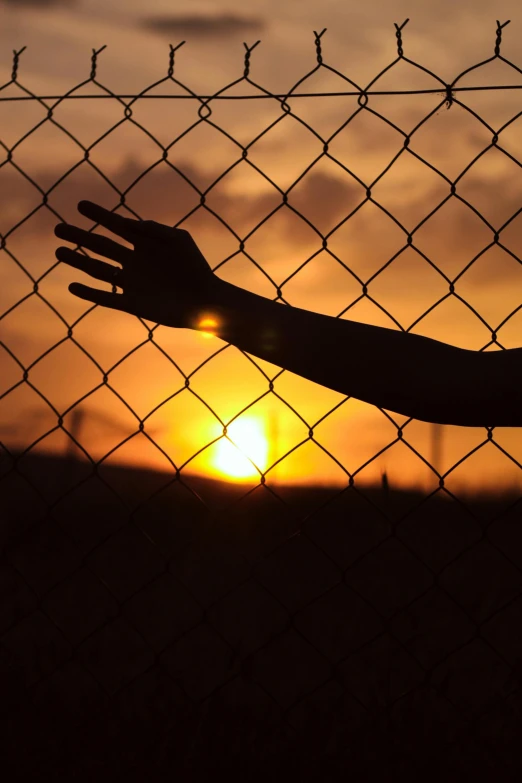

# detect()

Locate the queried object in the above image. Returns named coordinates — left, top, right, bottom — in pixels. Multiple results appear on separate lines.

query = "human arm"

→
left=55, top=201, right=517, bottom=429
left=190, top=277, right=503, bottom=428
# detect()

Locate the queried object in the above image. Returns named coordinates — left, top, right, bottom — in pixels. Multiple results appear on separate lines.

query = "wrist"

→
left=186, top=275, right=239, bottom=335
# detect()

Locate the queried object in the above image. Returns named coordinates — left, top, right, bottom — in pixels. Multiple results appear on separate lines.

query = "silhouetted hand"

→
left=55, top=200, right=219, bottom=329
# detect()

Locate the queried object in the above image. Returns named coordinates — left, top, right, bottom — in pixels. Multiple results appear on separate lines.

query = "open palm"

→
left=55, top=200, right=218, bottom=329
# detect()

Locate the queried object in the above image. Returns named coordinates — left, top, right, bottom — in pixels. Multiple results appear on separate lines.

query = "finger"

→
left=77, top=200, right=148, bottom=242
left=57, top=247, right=122, bottom=285
left=78, top=200, right=192, bottom=244
left=68, top=282, right=125, bottom=310
left=54, top=223, right=134, bottom=264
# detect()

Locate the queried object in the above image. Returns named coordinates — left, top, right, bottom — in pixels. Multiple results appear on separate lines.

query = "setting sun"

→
left=212, top=417, right=269, bottom=480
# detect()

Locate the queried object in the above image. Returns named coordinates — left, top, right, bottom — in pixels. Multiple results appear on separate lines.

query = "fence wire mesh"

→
left=2, top=18, right=522, bottom=781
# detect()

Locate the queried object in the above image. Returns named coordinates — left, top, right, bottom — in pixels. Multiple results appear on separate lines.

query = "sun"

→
left=213, top=417, right=269, bottom=480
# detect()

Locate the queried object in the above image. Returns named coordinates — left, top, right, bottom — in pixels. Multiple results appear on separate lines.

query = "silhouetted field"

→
left=2, top=449, right=522, bottom=781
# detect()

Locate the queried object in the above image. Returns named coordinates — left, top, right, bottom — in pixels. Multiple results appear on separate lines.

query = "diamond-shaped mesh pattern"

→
left=2, top=19, right=522, bottom=780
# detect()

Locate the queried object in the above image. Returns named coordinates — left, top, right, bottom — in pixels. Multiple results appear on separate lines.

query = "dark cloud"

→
left=1, top=0, right=75, bottom=6
left=2, top=119, right=519, bottom=297
left=0, top=153, right=365, bottom=275
left=140, top=13, right=266, bottom=39
left=0, top=153, right=370, bottom=304
left=2, top=147, right=518, bottom=248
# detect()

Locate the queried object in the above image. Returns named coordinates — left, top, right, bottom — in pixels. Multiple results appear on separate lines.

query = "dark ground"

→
left=2, top=448, right=522, bottom=781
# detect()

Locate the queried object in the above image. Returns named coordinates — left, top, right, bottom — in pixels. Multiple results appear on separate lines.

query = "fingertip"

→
left=77, top=200, right=96, bottom=213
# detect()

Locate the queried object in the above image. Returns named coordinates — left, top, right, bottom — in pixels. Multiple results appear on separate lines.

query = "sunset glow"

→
left=198, top=316, right=219, bottom=339
left=212, top=417, right=269, bottom=480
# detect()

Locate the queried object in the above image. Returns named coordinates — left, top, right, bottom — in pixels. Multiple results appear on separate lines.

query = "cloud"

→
left=0, top=153, right=364, bottom=257
left=1, top=99, right=520, bottom=308
left=140, top=13, right=266, bottom=39
left=1, top=130, right=519, bottom=249
left=1, top=0, right=75, bottom=7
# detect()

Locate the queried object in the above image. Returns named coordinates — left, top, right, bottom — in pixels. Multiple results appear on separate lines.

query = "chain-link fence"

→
left=2, top=18, right=522, bottom=781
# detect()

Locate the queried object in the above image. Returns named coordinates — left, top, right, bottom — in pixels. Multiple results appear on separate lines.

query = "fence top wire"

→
left=0, top=18, right=516, bottom=110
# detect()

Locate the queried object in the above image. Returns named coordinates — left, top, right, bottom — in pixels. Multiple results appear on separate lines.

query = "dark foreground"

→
left=1, top=449, right=522, bottom=781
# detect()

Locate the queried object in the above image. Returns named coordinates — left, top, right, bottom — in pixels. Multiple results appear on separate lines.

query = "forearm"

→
left=190, top=278, right=484, bottom=427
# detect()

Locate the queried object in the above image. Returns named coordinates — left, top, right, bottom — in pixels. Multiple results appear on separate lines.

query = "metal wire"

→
left=1, top=18, right=522, bottom=778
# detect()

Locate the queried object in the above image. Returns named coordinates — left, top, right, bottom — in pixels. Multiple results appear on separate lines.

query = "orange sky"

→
left=1, top=0, right=522, bottom=497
